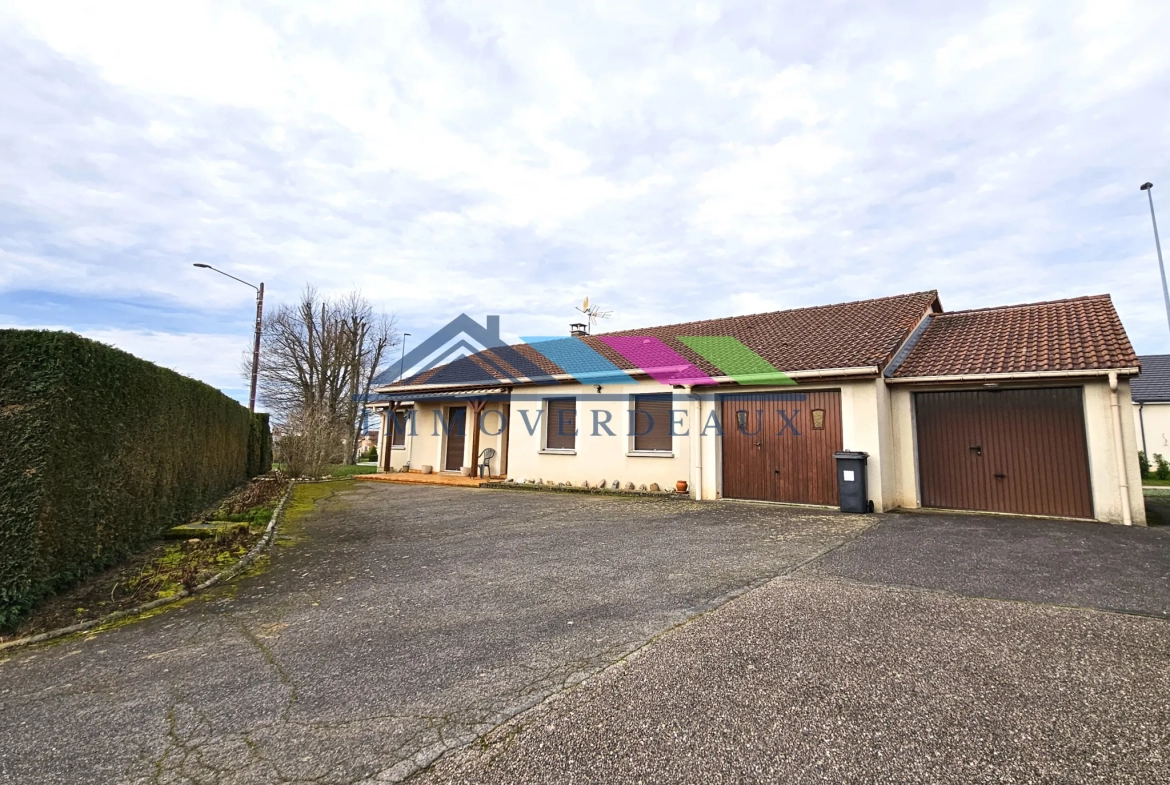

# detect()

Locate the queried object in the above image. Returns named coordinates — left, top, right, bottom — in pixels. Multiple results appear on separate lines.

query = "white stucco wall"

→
left=505, top=380, right=692, bottom=491
left=1133, top=401, right=1170, bottom=463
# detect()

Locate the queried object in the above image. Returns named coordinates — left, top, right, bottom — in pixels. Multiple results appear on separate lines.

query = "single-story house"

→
left=372, top=290, right=1145, bottom=525
left=1132, top=354, right=1170, bottom=463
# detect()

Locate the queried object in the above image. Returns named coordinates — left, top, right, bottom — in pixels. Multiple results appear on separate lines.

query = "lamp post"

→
left=399, top=333, right=411, bottom=381
left=193, top=263, right=264, bottom=412
left=1141, top=183, right=1170, bottom=339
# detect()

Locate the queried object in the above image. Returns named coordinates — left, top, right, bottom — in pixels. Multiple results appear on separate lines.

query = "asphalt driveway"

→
left=422, top=511, right=1170, bottom=785
left=0, top=483, right=867, bottom=784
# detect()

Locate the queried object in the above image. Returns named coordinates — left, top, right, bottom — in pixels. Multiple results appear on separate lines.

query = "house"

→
left=1131, top=354, right=1170, bottom=463
left=357, top=430, right=380, bottom=455
left=371, top=291, right=1145, bottom=525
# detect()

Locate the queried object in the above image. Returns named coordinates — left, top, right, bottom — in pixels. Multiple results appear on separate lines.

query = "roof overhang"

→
left=886, top=367, right=1141, bottom=385
left=369, top=387, right=509, bottom=406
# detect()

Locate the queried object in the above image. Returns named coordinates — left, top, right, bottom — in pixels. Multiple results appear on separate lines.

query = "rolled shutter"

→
left=633, top=394, right=673, bottom=452
left=545, top=398, right=577, bottom=450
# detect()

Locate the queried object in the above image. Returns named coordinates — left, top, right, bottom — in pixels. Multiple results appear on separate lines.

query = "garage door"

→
left=721, top=391, right=842, bottom=505
left=915, top=388, right=1093, bottom=518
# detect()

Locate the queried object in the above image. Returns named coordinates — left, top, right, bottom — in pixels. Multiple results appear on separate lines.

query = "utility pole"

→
left=193, top=264, right=264, bottom=412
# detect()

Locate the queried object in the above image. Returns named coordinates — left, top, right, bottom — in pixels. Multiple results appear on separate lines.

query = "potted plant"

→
left=675, top=480, right=688, bottom=494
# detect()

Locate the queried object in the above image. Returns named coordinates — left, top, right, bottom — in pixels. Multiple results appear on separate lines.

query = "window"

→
left=390, top=410, right=408, bottom=447
left=544, top=397, right=577, bottom=451
left=632, top=393, right=672, bottom=452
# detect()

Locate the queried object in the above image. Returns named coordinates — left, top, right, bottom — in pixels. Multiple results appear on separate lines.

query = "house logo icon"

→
left=372, top=314, right=505, bottom=386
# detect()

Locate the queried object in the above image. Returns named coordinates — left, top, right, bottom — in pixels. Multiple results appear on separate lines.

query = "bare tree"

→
left=247, top=286, right=397, bottom=468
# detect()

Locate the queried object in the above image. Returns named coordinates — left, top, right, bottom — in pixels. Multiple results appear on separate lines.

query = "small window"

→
left=545, top=398, right=577, bottom=450
left=632, top=393, right=672, bottom=452
left=390, top=410, right=407, bottom=446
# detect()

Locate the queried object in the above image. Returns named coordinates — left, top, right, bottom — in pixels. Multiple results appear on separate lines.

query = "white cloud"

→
left=2, top=0, right=1170, bottom=398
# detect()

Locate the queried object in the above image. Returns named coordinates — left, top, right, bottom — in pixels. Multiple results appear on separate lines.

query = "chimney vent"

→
left=570, top=322, right=588, bottom=336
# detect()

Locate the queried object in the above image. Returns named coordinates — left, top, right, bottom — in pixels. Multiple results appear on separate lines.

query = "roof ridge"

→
left=594, top=290, right=940, bottom=336
left=939, top=293, right=1112, bottom=317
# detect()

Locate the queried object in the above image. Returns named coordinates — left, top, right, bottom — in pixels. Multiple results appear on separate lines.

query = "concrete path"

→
left=422, top=512, right=1170, bottom=785
left=0, top=483, right=866, bottom=784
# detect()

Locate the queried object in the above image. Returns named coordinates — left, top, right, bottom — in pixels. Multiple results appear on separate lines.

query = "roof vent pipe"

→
left=1109, top=372, right=1134, bottom=526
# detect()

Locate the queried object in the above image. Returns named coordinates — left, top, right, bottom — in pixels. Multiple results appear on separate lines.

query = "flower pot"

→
left=459, top=467, right=472, bottom=477
left=420, top=465, right=433, bottom=475
left=675, top=480, right=688, bottom=494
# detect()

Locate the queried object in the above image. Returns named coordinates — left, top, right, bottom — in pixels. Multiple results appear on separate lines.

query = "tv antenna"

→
left=575, top=296, right=612, bottom=333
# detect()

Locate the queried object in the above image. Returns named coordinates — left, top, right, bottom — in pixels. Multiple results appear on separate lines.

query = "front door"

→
left=444, top=406, right=467, bottom=472
left=720, top=391, right=842, bottom=505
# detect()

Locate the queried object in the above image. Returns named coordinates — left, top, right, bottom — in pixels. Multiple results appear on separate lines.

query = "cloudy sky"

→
left=2, top=0, right=1169, bottom=404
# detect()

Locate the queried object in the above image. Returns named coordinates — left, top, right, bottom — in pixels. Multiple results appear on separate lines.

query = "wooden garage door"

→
left=915, top=388, right=1093, bottom=518
left=721, top=391, right=842, bottom=505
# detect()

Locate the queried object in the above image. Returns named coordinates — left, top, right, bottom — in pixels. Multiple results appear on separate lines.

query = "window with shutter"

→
left=545, top=398, right=577, bottom=450
left=632, top=393, right=673, bottom=452
left=391, top=411, right=407, bottom=446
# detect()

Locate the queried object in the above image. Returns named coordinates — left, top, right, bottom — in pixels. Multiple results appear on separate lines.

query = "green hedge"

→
left=0, top=329, right=271, bottom=629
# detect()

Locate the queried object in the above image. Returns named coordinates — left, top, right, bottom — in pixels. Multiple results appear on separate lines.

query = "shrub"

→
left=1139, top=450, right=1151, bottom=480
left=0, top=329, right=271, bottom=629
left=1156, top=453, right=1170, bottom=481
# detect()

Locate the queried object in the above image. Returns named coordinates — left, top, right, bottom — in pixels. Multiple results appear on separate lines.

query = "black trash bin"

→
left=833, top=451, right=871, bottom=513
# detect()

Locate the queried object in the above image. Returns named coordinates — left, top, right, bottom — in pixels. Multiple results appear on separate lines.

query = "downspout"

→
left=1109, top=372, right=1133, bottom=526
left=684, top=385, right=702, bottom=500
left=1139, top=402, right=1148, bottom=459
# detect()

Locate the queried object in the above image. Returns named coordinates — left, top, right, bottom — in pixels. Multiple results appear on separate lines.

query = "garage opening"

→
left=914, top=388, right=1093, bottom=518
left=721, top=390, right=842, bottom=505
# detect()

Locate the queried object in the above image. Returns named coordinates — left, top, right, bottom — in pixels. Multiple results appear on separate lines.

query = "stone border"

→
left=482, top=481, right=689, bottom=500
left=0, top=480, right=297, bottom=653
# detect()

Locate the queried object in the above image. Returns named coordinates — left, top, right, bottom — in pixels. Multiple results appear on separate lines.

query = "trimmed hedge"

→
left=0, top=330, right=271, bottom=628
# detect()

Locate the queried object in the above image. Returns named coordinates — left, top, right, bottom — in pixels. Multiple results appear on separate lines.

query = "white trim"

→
left=626, top=450, right=675, bottom=458
left=887, top=367, right=1140, bottom=385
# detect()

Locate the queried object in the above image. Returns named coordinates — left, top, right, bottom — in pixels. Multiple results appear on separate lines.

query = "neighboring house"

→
left=1131, top=354, right=1170, bottom=462
left=357, top=431, right=379, bottom=455
left=371, top=291, right=1145, bottom=525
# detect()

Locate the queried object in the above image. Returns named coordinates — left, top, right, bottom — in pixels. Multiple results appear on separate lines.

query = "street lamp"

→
left=1141, top=183, right=1170, bottom=339
left=193, top=263, right=264, bottom=412
left=399, top=332, right=411, bottom=381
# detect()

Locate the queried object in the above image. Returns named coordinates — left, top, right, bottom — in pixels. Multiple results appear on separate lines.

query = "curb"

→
left=482, top=482, right=688, bottom=499
left=0, top=480, right=298, bottom=653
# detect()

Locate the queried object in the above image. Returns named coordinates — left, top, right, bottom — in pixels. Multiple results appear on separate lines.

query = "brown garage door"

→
left=721, top=391, right=842, bottom=505
left=915, top=388, right=1093, bottom=518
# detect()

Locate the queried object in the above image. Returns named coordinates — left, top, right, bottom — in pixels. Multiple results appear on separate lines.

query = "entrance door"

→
left=915, top=388, right=1093, bottom=518
left=721, top=391, right=842, bottom=505
left=444, top=406, right=467, bottom=471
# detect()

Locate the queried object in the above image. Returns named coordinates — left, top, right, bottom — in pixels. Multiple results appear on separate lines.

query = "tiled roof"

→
left=889, top=295, right=1138, bottom=378
left=382, top=291, right=941, bottom=389
left=1131, top=355, right=1170, bottom=402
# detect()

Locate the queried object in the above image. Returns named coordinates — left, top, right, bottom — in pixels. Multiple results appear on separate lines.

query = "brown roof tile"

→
left=890, top=294, right=1138, bottom=378
left=385, top=291, right=941, bottom=389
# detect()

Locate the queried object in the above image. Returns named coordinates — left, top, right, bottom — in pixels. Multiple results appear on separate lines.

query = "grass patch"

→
left=1142, top=478, right=1170, bottom=486
left=271, top=463, right=377, bottom=478
left=327, top=464, right=378, bottom=478
left=276, top=479, right=356, bottom=547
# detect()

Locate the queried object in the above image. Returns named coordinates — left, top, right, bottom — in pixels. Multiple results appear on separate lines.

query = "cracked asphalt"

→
left=0, top=483, right=868, bottom=784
